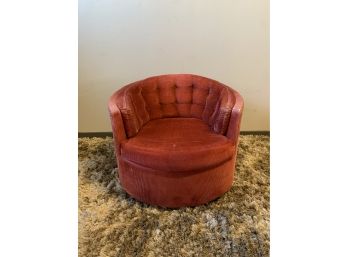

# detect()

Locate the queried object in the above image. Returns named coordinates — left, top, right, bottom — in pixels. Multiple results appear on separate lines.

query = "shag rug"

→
left=78, top=135, right=270, bottom=257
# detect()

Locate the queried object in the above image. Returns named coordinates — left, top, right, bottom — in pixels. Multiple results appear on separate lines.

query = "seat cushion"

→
left=120, top=118, right=234, bottom=172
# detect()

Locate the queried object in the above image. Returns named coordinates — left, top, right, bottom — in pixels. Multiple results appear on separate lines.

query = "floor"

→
left=78, top=135, right=270, bottom=257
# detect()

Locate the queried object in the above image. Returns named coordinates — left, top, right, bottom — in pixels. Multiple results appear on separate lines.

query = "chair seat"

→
left=121, top=118, right=235, bottom=172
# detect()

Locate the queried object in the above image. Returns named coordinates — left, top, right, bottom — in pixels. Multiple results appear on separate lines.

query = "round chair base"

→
left=118, top=158, right=235, bottom=208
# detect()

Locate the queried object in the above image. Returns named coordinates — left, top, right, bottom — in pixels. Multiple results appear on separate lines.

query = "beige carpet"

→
left=78, top=135, right=270, bottom=257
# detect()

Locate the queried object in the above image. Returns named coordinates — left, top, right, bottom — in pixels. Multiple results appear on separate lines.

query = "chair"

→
left=108, top=74, right=243, bottom=207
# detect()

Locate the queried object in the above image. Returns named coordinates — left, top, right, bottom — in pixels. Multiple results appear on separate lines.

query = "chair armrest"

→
left=108, top=96, right=127, bottom=156
left=226, top=90, right=244, bottom=145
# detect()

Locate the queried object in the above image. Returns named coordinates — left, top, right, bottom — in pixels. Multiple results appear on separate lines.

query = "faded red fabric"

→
left=118, top=158, right=235, bottom=208
left=121, top=118, right=234, bottom=172
left=108, top=74, right=243, bottom=208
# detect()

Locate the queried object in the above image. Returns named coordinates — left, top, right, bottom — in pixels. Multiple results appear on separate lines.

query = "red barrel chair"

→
left=108, top=74, right=243, bottom=208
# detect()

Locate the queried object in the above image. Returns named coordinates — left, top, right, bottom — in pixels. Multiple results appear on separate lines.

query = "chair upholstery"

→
left=108, top=74, right=243, bottom=207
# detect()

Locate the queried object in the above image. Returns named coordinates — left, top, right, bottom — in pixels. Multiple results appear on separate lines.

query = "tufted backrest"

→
left=116, top=74, right=236, bottom=138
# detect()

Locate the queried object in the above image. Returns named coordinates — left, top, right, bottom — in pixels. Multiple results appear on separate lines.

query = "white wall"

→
left=79, top=0, right=269, bottom=132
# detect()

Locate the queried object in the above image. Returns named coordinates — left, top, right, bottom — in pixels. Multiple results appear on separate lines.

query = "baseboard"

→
left=78, top=132, right=113, bottom=138
left=240, top=131, right=270, bottom=136
left=78, top=131, right=270, bottom=138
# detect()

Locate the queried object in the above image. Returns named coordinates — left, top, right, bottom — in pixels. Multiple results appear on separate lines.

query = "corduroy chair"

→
left=108, top=74, right=243, bottom=208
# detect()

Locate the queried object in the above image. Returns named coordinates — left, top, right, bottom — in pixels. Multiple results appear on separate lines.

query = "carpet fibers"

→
left=78, top=135, right=270, bottom=257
